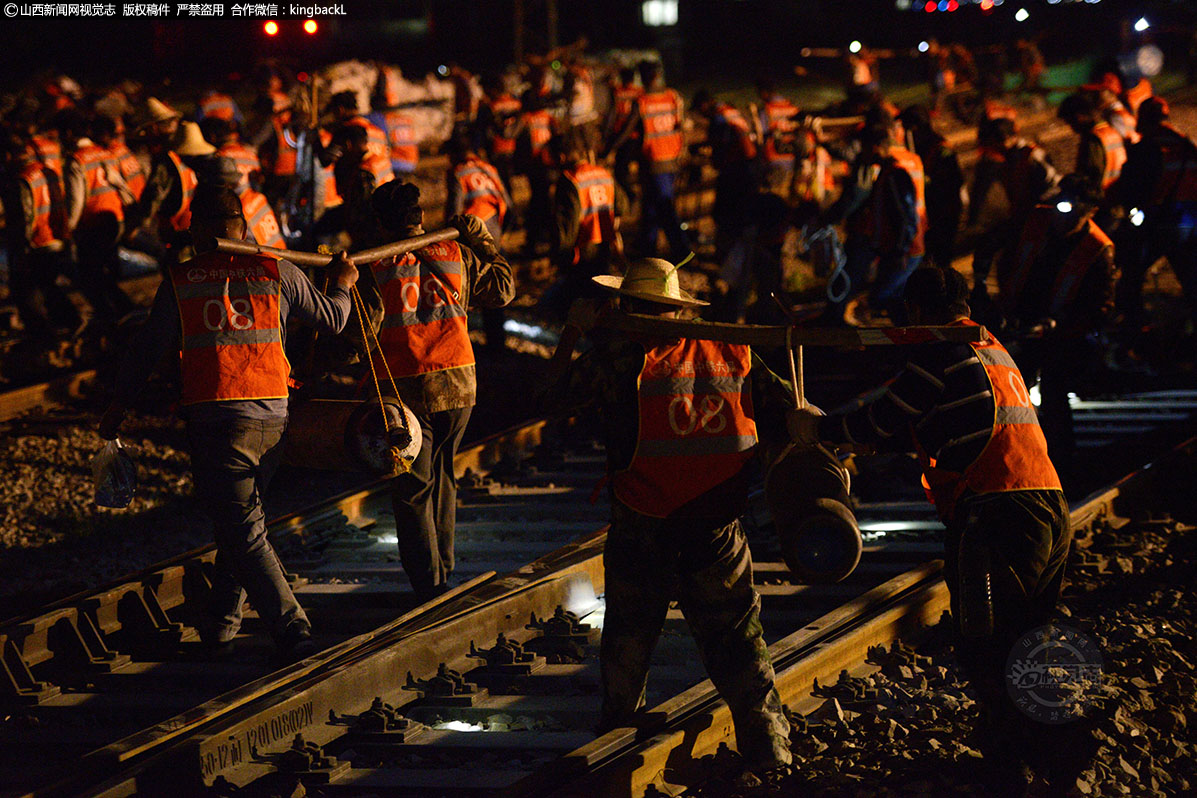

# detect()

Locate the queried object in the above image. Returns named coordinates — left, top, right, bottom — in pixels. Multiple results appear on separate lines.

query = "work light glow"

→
left=918, top=41, right=930, bottom=53
left=1015, top=8, right=1029, bottom=22
left=302, top=18, right=317, bottom=34
left=1056, top=200, right=1074, bottom=213
left=1130, top=208, right=1145, bottom=227
left=1134, top=17, right=1149, bottom=33
left=642, top=0, right=679, bottom=26
left=849, top=41, right=863, bottom=54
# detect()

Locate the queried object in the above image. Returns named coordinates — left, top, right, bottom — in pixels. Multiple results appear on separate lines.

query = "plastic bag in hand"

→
left=92, top=439, right=137, bottom=509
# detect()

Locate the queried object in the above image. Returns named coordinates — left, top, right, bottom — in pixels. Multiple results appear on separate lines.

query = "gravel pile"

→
left=685, top=512, right=1197, bottom=797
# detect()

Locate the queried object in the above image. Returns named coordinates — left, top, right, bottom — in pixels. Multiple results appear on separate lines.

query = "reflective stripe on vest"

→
left=371, top=240, right=474, bottom=378
left=170, top=252, right=290, bottom=405
left=763, top=97, right=799, bottom=166
left=455, top=158, right=507, bottom=225
left=20, top=164, right=61, bottom=249
left=918, top=320, right=1061, bottom=521
left=612, top=85, right=643, bottom=136
left=347, top=117, right=390, bottom=163
left=217, top=142, right=261, bottom=190
left=564, top=163, right=616, bottom=247
left=637, top=90, right=684, bottom=168
left=31, top=135, right=63, bottom=177
left=1093, top=122, right=1127, bottom=190
left=383, top=111, right=419, bottom=173
left=1047, top=219, right=1112, bottom=316
left=239, top=188, right=286, bottom=249
left=110, top=143, right=146, bottom=202
left=74, top=144, right=124, bottom=223
left=199, top=93, right=237, bottom=121
left=613, top=338, right=758, bottom=518
left=868, top=148, right=927, bottom=257
left=271, top=117, right=298, bottom=176
left=1123, top=79, right=1152, bottom=116
left=362, top=152, right=395, bottom=187
left=1150, top=125, right=1197, bottom=206
left=166, top=151, right=198, bottom=233
left=486, top=94, right=522, bottom=156
left=717, top=104, right=758, bottom=161
left=316, top=129, right=343, bottom=210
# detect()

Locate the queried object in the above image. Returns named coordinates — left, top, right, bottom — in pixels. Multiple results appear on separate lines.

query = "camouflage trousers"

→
left=599, top=500, right=792, bottom=769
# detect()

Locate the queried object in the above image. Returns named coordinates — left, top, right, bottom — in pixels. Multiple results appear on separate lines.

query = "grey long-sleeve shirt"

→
left=112, top=258, right=353, bottom=423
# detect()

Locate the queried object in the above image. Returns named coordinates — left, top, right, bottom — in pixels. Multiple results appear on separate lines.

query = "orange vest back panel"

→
left=20, top=163, right=62, bottom=249
left=166, top=151, right=198, bottom=233
left=74, top=144, right=124, bottom=224
left=613, top=338, right=758, bottom=518
left=1093, top=122, right=1127, bottom=190
left=613, top=85, right=644, bottom=137
left=565, top=163, right=616, bottom=248
left=455, top=157, right=508, bottom=225
left=372, top=240, right=475, bottom=379
left=171, top=253, right=290, bottom=405
left=637, top=90, right=684, bottom=168
left=383, top=111, right=419, bottom=173
left=110, top=142, right=146, bottom=202
left=239, top=188, right=286, bottom=249
left=919, top=321, right=1061, bottom=521
left=217, top=141, right=261, bottom=190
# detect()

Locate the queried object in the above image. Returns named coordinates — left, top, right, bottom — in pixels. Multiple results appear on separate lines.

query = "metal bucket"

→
left=284, top=397, right=421, bottom=474
left=764, top=442, right=861, bottom=584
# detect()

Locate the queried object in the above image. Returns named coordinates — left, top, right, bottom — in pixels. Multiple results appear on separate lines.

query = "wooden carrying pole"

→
left=598, top=312, right=986, bottom=349
left=201, top=228, right=461, bottom=267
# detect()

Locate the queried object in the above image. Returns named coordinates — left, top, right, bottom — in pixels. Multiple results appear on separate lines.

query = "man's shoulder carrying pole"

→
left=198, top=227, right=461, bottom=268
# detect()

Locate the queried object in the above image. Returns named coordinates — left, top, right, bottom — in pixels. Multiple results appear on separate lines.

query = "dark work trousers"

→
left=187, top=416, right=308, bottom=644
left=74, top=215, right=135, bottom=325
left=600, top=500, right=792, bottom=770
left=612, top=141, right=640, bottom=211
left=391, top=406, right=472, bottom=598
left=638, top=170, right=690, bottom=260
left=9, top=248, right=80, bottom=337
left=943, top=489, right=1072, bottom=765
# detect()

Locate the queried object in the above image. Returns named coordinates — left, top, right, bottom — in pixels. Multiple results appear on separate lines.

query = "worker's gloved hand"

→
left=329, top=252, right=359, bottom=289
left=98, top=403, right=126, bottom=441
left=786, top=405, right=826, bottom=446
left=449, top=213, right=496, bottom=255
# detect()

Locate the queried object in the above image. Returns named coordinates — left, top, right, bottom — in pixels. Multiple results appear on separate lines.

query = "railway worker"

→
left=564, top=58, right=601, bottom=154
left=331, top=123, right=391, bottom=249
left=516, top=91, right=560, bottom=254
left=196, top=87, right=243, bottom=125
left=205, top=157, right=286, bottom=251
left=900, top=105, right=964, bottom=271
left=998, top=176, right=1118, bottom=469
left=967, top=117, right=1059, bottom=302
left=107, top=116, right=147, bottom=206
left=540, top=260, right=793, bottom=777
left=541, top=133, right=626, bottom=320
left=1113, top=97, right=1197, bottom=332
left=99, top=185, right=359, bottom=662
left=64, top=112, right=138, bottom=331
left=606, top=60, right=691, bottom=261
left=474, top=74, right=523, bottom=191
left=602, top=66, right=643, bottom=208
left=817, top=111, right=926, bottom=325
left=204, top=118, right=262, bottom=194
left=125, top=102, right=201, bottom=264
left=255, top=84, right=299, bottom=206
left=788, top=266, right=1070, bottom=790
left=368, top=70, right=420, bottom=179
left=360, top=182, right=515, bottom=601
left=692, top=91, right=759, bottom=286
left=754, top=79, right=799, bottom=198
left=1058, top=92, right=1127, bottom=198
left=321, top=91, right=393, bottom=190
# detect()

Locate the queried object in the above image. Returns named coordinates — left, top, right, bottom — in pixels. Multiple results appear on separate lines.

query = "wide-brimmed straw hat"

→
left=173, top=121, right=216, bottom=156
left=592, top=257, right=708, bottom=308
left=132, top=97, right=183, bottom=132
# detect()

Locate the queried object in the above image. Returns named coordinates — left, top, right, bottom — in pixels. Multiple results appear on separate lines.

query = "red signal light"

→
left=303, top=19, right=318, bottom=34
left=924, top=1, right=936, bottom=11
left=947, top=0, right=958, bottom=10
left=263, top=20, right=279, bottom=35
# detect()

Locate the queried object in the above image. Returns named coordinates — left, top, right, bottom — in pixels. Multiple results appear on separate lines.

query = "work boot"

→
left=272, top=622, right=319, bottom=666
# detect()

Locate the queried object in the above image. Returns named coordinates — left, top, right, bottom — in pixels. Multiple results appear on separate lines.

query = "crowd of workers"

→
left=2, top=34, right=1195, bottom=795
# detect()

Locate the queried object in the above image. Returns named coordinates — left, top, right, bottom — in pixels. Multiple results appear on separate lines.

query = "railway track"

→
left=1, top=374, right=1194, bottom=797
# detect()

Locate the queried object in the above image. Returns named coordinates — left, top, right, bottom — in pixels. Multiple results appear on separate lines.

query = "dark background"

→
left=0, top=0, right=1192, bottom=86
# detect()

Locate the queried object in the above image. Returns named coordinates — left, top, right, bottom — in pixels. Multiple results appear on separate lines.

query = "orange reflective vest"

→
left=715, top=104, right=758, bottom=162
left=867, top=147, right=926, bottom=257
left=198, top=92, right=237, bottom=121
left=165, top=151, right=198, bottom=233
left=383, top=111, right=419, bottom=173
left=637, top=90, right=684, bottom=170
left=522, top=109, right=556, bottom=166
left=1095, top=91, right=1140, bottom=144
left=1001, top=207, right=1112, bottom=317
left=484, top=94, right=522, bottom=157
left=19, top=163, right=62, bottom=249
left=361, top=151, right=395, bottom=187
left=1123, top=78, right=1152, bottom=117
left=170, top=252, right=291, bottom=405
left=919, top=320, right=1061, bottom=522
left=316, top=130, right=343, bottom=212
left=1092, top=122, right=1127, bottom=190
left=371, top=240, right=474, bottom=379
left=238, top=187, right=285, bottom=249
left=794, top=142, right=836, bottom=204
left=73, top=143, right=124, bottom=224
left=109, top=141, right=146, bottom=203
left=346, top=117, right=390, bottom=164
left=217, top=141, right=261, bottom=190
left=613, top=338, right=758, bottom=518
left=612, top=84, right=644, bottom=138
left=1149, top=124, right=1197, bottom=206
left=29, top=134, right=63, bottom=177
left=564, top=162, right=616, bottom=248
left=453, top=157, right=508, bottom=226
left=762, top=96, right=799, bottom=167
left=270, top=116, right=298, bottom=177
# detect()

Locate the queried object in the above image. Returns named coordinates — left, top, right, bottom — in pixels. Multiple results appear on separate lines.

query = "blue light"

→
left=937, top=0, right=948, bottom=10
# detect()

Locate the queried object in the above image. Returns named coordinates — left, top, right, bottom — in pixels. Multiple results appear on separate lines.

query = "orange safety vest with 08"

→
left=371, top=240, right=475, bottom=380
left=613, top=337, right=758, bottom=518
left=170, top=252, right=291, bottom=405
left=563, top=162, right=617, bottom=250
left=918, top=319, right=1061, bottom=523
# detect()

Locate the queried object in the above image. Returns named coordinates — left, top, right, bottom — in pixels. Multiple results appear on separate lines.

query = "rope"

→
left=350, top=284, right=412, bottom=474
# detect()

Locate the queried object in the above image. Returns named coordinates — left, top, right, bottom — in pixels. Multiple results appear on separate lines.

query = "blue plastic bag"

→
left=92, top=439, right=137, bottom=509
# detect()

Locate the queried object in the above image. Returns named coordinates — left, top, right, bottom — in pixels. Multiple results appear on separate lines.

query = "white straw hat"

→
left=592, top=257, right=708, bottom=308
